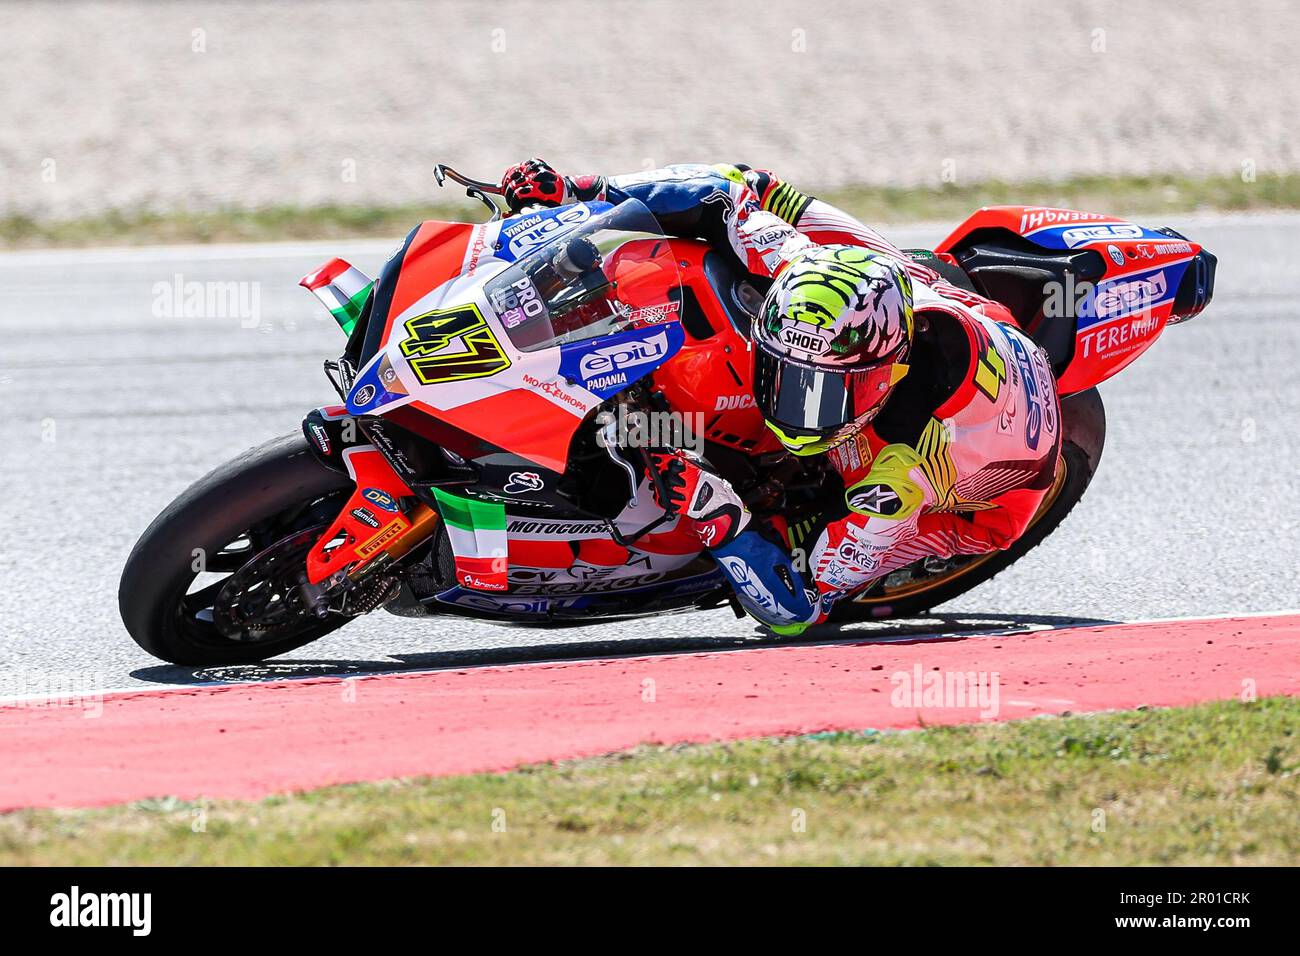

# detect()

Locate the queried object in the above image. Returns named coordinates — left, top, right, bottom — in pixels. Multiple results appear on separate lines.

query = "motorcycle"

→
left=119, top=165, right=1217, bottom=665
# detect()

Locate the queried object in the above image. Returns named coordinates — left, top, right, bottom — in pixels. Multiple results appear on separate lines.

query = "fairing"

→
left=344, top=201, right=686, bottom=472
left=936, top=205, right=1214, bottom=395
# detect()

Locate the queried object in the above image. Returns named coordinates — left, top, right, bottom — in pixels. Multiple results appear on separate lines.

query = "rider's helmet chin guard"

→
left=751, top=245, right=916, bottom=457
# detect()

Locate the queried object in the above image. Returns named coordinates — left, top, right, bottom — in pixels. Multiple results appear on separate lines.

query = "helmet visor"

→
left=753, top=347, right=905, bottom=436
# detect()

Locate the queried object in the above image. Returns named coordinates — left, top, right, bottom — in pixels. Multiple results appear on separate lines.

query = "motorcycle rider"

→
left=499, top=159, right=1063, bottom=634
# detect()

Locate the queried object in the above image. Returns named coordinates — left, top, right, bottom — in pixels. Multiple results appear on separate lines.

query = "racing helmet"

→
left=752, top=245, right=914, bottom=456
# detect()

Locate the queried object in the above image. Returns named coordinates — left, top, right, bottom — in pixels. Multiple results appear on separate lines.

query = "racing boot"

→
left=649, top=448, right=821, bottom=634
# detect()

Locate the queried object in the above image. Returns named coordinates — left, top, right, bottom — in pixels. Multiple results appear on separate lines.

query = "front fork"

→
left=299, top=405, right=442, bottom=601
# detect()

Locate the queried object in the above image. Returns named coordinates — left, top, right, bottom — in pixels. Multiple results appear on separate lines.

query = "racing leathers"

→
left=501, top=160, right=1063, bottom=633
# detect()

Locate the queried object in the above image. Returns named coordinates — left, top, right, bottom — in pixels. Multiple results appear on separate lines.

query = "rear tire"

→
left=119, top=433, right=354, bottom=666
left=829, top=387, right=1105, bottom=622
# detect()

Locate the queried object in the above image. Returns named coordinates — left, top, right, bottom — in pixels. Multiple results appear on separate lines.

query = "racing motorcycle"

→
left=119, top=165, right=1217, bottom=665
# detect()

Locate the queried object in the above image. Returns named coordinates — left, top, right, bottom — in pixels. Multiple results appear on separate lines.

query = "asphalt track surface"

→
left=0, top=212, right=1297, bottom=698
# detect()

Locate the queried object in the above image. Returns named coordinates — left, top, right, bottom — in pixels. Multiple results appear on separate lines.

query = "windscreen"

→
left=483, top=200, right=682, bottom=352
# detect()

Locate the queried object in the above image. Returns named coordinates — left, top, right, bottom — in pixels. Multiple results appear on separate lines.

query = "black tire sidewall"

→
left=118, top=433, right=353, bottom=665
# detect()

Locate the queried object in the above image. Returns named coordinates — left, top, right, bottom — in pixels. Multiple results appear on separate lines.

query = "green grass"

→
left=2, top=697, right=1297, bottom=865
left=3, top=172, right=1295, bottom=250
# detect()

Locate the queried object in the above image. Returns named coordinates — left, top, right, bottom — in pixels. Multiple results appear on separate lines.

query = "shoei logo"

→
left=578, top=330, right=671, bottom=380
left=780, top=325, right=827, bottom=353
left=1059, top=223, right=1144, bottom=248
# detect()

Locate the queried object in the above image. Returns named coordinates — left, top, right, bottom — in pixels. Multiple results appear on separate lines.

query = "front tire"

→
left=119, top=433, right=354, bottom=666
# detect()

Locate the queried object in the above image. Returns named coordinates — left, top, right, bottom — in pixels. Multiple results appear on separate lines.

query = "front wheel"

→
left=119, top=433, right=355, bottom=666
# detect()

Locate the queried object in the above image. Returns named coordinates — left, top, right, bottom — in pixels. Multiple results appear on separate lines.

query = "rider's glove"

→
left=732, top=209, right=816, bottom=278
left=501, top=159, right=608, bottom=213
left=501, top=158, right=573, bottom=212
left=647, top=448, right=751, bottom=549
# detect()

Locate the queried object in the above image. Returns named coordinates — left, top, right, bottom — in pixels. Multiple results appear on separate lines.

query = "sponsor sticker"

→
left=501, top=205, right=593, bottom=259
left=780, top=324, right=828, bottom=354
left=1006, top=333, right=1045, bottom=451
left=506, top=518, right=609, bottom=538
left=1092, top=270, right=1168, bottom=320
left=714, top=393, right=756, bottom=411
left=627, top=301, right=681, bottom=325
left=1079, top=311, right=1164, bottom=359
left=1018, top=208, right=1112, bottom=232
left=558, top=324, right=685, bottom=399
left=846, top=483, right=902, bottom=516
left=503, top=471, right=545, bottom=494
left=357, top=519, right=404, bottom=558
left=361, top=487, right=399, bottom=512
left=1058, top=223, right=1144, bottom=248
left=488, top=276, right=546, bottom=329
left=522, top=372, right=591, bottom=413
left=309, top=422, right=331, bottom=456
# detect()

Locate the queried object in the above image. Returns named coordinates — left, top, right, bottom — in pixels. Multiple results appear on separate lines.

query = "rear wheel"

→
left=119, top=433, right=354, bottom=666
left=829, top=388, right=1105, bottom=623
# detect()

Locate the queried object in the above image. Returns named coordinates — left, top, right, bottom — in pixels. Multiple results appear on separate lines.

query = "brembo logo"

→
left=578, top=331, right=670, bottom=380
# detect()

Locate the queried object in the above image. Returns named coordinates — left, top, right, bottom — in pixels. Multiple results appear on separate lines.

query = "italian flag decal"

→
left=431, top=488, right=509, bottom=592
left=299, top=257, right=374, bottom=336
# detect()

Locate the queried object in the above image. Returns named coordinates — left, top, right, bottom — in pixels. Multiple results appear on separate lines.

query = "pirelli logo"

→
left=357, top=518, right=407, bottom=558
left=763, top=181, right=813, bottom=224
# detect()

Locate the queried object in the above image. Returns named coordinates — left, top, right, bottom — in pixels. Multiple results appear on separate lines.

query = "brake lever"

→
left=434, top=164, right=504, bottom=195
left=434, top=164, right=506, bottom=222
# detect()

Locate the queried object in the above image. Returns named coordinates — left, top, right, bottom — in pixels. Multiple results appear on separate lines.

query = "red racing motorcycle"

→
left=119, top=165, right=1216, bottom=665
